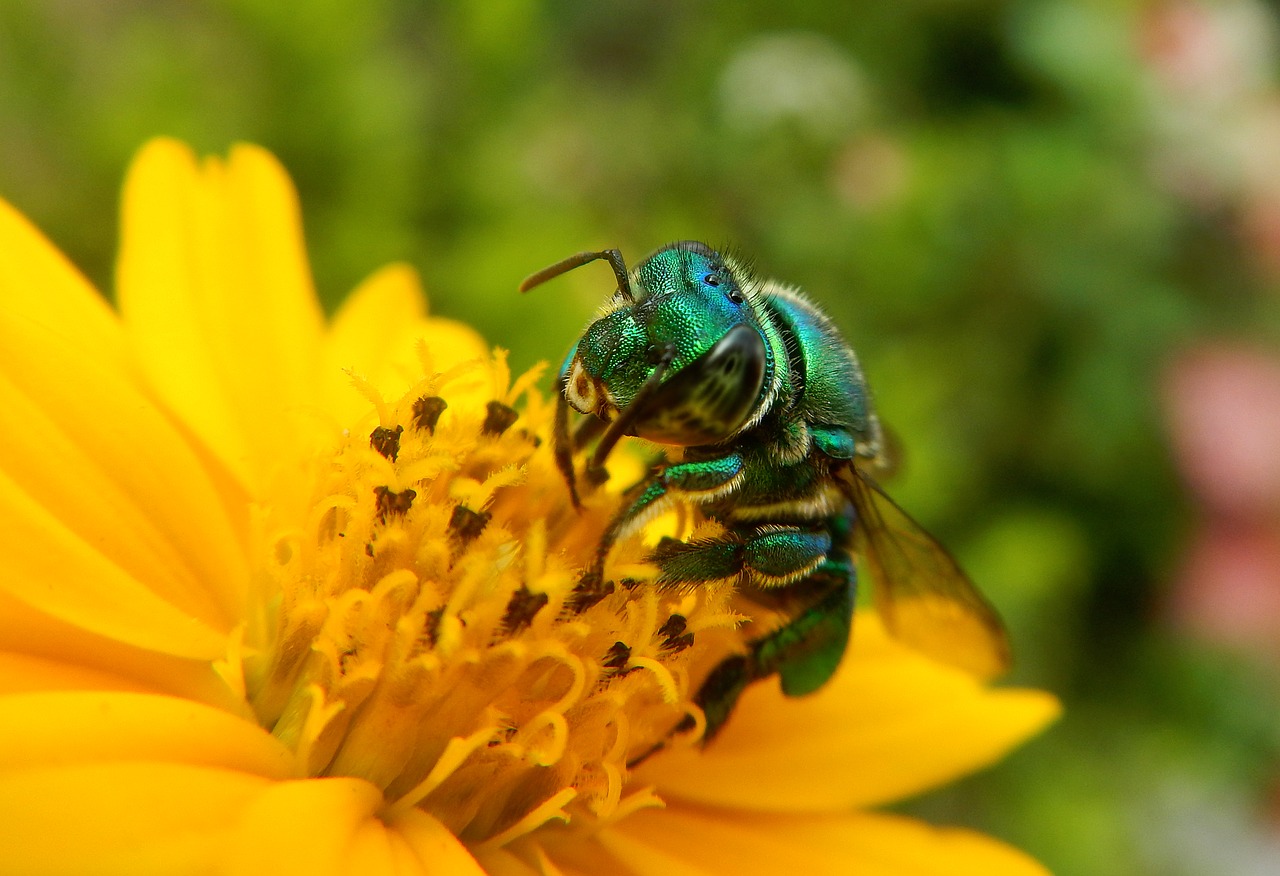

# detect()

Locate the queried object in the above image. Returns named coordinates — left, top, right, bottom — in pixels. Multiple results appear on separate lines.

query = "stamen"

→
left=370, top=424, right=404, bottom=460
left=245, top=354, right=741, bottom=848
left=387, top=726, right=499, bottom=816
left=449, top=505, right=491, bottom=546
left=476, top=788, right=577, bottom=851
left=482, top=401, right=519, bottom=436
left=412, top=396, right=448, bottom=433
left=628, top=657, right=681, bottom=705
left=602, top=642, right=632, bottom=677
left=503, top=586, right=550, bottom=633
left=374, top=485, right=417, bottom=522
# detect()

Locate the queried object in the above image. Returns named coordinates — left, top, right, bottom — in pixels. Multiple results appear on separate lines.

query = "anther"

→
left=373, top=485, right=416, bottom=522
left=658, top=614, right=694, bottom=653
left=412, top=395, right=448, bottom=433
left=369, top=424, right=404, bottom=461
left=449, top=505, right=491, bottom=546
left=502, top=586, right=549, bottom=634
left=423, top=606, right=446, bottom=648
left=603, top=641, right=632, bottom=677
left=568, top=571, right=615, bottom=613
left=482, top=401, right=519, bottom=436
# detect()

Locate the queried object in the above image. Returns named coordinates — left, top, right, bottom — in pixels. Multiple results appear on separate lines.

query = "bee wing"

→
left=840, top=466, right=1011, bottom=679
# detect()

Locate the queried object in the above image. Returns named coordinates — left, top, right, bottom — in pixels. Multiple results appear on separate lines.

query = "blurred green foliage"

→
left=4, top=2, right=1280, bottom=874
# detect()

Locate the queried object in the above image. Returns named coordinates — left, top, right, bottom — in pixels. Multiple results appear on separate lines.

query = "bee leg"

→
left=569, top=454, right=744, bottom=609
left=619, top=454, right=743, bottom=533
left=695, top=553, right=855, bottom=741
left=648, top=523, right=854, bottom=740
left=571, top=414, right=606, bottom=451
left=748, top=549, right=856, bottom=697
left=649, top=524, right=832, bottom=588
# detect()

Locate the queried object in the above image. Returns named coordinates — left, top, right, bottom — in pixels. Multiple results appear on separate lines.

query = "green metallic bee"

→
left=521, top=241, right=1009, bottom=739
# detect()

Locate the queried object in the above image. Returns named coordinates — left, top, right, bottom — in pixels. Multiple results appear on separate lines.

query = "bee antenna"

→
left=519, top=248, right=635, bottom=302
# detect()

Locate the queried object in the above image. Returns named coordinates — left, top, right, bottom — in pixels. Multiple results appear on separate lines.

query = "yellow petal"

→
left=472, top=848, right=543, bottom=876
left=117, top=138, right=325, bottom=495
left=0, top=197, right=126, bottom=370
left=321, top=262, right=490, bottom=426
left=0, top=762, right=272, bottom=875
left=0, top=763, right=485, bottom=876
left=389, top=808, right=491, bottom=876
left=599, top=807, right=1050, bottom=876
left=0, top=691, right=292, bottom=778
left=0, top=650, right=163, bottom=695
left=0, top=371, right=235, bottom=632
left=340, top=816, right=425, bottom=876
left=224, top=778, right=386, bottom=876
left=0, top=187, right=249, bottom=631
left=0, top=594, right=240, bottom=710
left=0, top=466, right=230, bottom=660
left=225, top=777, right=485, bottom=876
left=636, top=613, right=1060, bottom=812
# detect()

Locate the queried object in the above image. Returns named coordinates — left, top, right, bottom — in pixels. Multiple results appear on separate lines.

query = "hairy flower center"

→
left=240, top=356, right=741, bottom=846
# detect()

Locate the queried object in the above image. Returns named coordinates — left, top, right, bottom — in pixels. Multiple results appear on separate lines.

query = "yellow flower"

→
left=0, top=140, right=1059, bottom=875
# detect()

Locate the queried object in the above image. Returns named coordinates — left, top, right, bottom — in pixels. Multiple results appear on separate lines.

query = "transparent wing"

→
left=841, top=466, right=1011, bottom=679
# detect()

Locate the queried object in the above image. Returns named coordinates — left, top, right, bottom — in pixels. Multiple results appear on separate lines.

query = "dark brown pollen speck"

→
left=373, top=485, right=416, bottom=522
left=482, top=400, right=519, bottom=436
left=662, top=632, right=694, bottom=654
left=423, top=606, right=446, bottom=647
left=449, top=505, right=491, bottom=546
left=369, top=424, right=404, bottom=461
left=603, top=641, right=632, bottom=677
left=502, top=586, right=549, bottom=634
left=412, top=395, right=448, bottom=433
left=568, top=572, right=615, bottom=613
left=339, top=647, right=358, bottom=673
left=658, top=614, right=687, bottom=639
left=658, top=614, right=693, bottom=653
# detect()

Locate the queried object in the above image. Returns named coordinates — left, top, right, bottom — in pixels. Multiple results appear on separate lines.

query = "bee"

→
left=521, top=241, right=1009, bottom=739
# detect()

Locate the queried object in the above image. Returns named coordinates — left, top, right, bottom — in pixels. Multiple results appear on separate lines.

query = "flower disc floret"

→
left=244, top=352, right=740, bottom=845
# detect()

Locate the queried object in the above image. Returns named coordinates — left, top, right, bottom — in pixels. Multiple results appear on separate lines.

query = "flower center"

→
left=240, top=355, right=742, bottom=847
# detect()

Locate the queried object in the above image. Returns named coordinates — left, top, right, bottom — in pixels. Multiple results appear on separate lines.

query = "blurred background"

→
left=3, top=1, right=1280, bottom=873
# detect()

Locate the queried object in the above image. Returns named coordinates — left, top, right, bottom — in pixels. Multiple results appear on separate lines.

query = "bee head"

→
left=562, top=242, right=771, bottom=446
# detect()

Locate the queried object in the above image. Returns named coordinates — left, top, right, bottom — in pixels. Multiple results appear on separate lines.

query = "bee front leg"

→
left=567, top=453, right=744, bottom=612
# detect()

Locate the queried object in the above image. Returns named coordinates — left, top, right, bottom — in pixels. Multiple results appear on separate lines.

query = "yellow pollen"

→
left=240, top=353, right=743, bottom=847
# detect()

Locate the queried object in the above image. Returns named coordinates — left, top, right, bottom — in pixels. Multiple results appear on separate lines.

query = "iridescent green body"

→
left=521, top=241, right=1008, bottom=741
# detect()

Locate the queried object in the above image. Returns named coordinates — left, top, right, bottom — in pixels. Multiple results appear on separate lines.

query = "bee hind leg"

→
left=650, top=525, right=856, bottom=740
left=748, top=549, right=856, bottom=697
